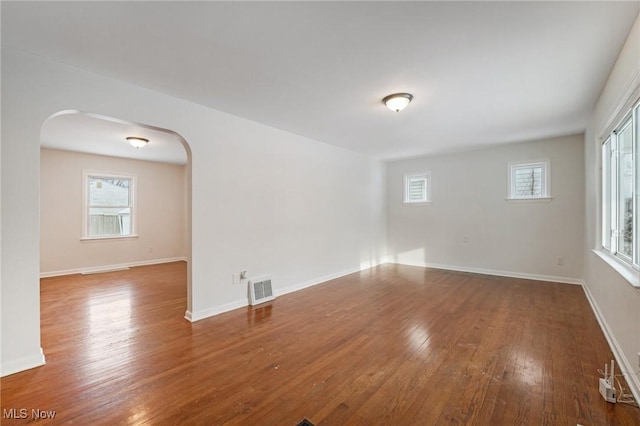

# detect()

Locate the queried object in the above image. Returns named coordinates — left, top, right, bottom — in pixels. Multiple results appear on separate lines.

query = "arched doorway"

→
left=39, top=110, right=193, bottom=316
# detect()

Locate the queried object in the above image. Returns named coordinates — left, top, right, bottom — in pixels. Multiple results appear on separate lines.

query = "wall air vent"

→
left=249, top=277, right=275, bottom=306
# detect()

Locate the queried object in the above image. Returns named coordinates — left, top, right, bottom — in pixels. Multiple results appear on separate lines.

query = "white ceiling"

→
left=41, top=112, right=188, bottom=165
left=3, top=1, right=639, bottom=161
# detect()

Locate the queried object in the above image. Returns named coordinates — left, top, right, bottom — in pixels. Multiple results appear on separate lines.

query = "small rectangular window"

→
left=508, top=161, right=550, bottom=200
left=404, top=173, right=430, bottom=204
left=83, top=171, right=136, bottom=239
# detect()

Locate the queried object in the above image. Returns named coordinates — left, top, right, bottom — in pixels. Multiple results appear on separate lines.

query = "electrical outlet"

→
left=637, top=352, right=640, bottom=369
left=148, top=246, right=154, bottom=253
left=463, top=235, right=469, bottom=243
left=556, top=256, right=564, bottom=266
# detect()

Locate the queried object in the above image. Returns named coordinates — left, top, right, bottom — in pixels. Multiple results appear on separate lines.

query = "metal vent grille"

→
left=249, top=278, right=275, bottom=306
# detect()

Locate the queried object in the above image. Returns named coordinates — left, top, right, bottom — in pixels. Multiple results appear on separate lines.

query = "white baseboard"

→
left=185, top=299, right=248, bottom=322
left=81, top=266, right=130, bottom=275
left=391, top=260, right=583, bottom=285
left=185, top=262, right=384, bottom=323
left=276, top=266, right=366, bottom=297
left=40, top=257, right=188, bottom=278
left=1, top=347, right=46, bottom=377
left=582, top=283, right=640, bottom=405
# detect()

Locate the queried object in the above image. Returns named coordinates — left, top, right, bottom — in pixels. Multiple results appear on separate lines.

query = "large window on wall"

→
left=601, top=100, right=639, bottom=268
left=83, top=171, right=136, bottom=239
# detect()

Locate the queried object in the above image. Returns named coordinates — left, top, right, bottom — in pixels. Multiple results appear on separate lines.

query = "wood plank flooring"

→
left=1, top=262, right=639, bottom=425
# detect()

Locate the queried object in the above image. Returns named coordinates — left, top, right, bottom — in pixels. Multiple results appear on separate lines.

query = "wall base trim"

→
left=582, top=282, right=640, bottom=405
left=185, top=299, right=249, bottom=322
left=185, top=263, right=383, bottom=323
left=1, top=347, right=46, bottom=377
left=390, top=260, right=583, bottom=285
left=276, top=266, right=368, bottom=297
left=40, top=257, right=188, bottom=278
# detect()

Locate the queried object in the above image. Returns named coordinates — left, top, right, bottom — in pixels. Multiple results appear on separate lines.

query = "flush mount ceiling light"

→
left=382, top=93, right=413, bottom=112
left=126, top=136, right=149, bottom=148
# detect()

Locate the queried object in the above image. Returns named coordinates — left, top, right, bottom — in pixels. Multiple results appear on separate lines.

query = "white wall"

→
left=1, top=48, right=387, bottom=376
left=40, top=148, right=187, bottom=275
left=584, top=14, right=640, bottom=400
left=387, top=134, right=585, bottom=283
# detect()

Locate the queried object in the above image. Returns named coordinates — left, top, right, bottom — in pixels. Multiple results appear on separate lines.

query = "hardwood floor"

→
left=1, top=262, right=639, bottom=425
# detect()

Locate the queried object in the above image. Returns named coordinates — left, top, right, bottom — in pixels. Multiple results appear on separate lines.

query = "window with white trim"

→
left=404, top=173, right=430, bottom=203
left=601, top=99, right=639, bottom=268
left=83, top=171, right=136, bottom=239
left=508, top=160, right=550, bottom=200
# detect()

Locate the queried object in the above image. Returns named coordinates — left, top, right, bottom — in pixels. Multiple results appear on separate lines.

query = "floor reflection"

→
left=405, top=323, right=431, bottom=355
left=83, top=288, right=133, bottom=375
left=247, top=304, right=273, bottom=326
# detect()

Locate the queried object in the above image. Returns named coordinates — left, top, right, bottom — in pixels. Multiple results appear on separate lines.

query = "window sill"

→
left=505, top=197, right=553, bottom=203
left=81, top=235, right=139, bottom=242
left=592, top=249, right=640, bottom=289
left=402, top=201, right=432, bottom=205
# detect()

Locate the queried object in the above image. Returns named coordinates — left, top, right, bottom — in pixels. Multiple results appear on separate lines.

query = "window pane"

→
left=408, top=179, right=425, bottom=199
left=89, top=177, right=130, bottom=207
left=406, top=176, right=427, bottom=202
left=602, top=139, right=611, bottom=250
left=617, top=121, right=633, bottom=257
left=89, top=207, right=131, bottom=237
left=633, top=103, right=640, bottom=266
left=635, top=104, right=640, bottom=266
left=514, top=166, right=543, bottom=197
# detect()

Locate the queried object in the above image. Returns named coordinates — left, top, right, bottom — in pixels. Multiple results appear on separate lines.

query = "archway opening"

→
left=39, top=110, right=193, bottom=320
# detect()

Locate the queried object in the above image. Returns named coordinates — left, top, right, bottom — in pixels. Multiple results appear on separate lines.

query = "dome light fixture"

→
left=382, top=93, right=413, bottom=112
left=126, top=136, right=149, bottom=148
